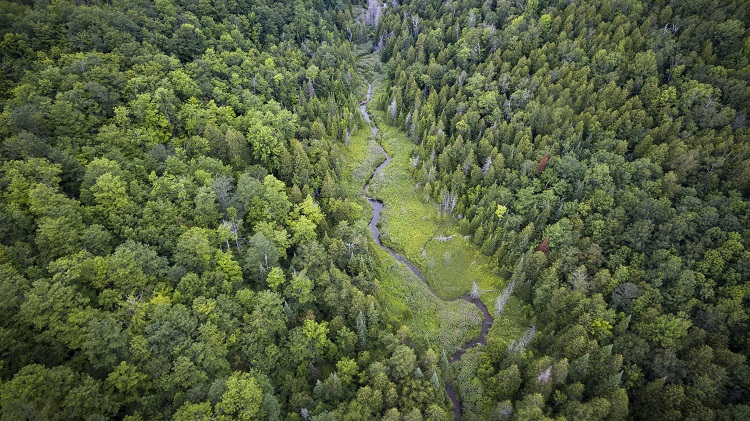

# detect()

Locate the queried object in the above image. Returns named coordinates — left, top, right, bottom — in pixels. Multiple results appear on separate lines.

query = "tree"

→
left=286, top=270, right=314, bottom=305
left=244, top=232, right=280, bottom=283
left=266, top=267, right=286, bottom=292
left=491, top=365, right=522, bottom=401
left=19, top=279, right=90, bottom=353
left=515, top=393, right=553, bottom=421
left=214, top=372, right=264, bottom=420
left=633, top=379, right=686, bottom=421
left=288, top=195, right=324, bottom=246
left=226, top=128, right=250, bottom=169
left=173, top=401, right=214, bottom=421
left=64, top=374, right=116, bottom=419
left=172, top=24, right=206, bottom=62
left=193, top=186, right=221, bottom=227
left=289, top=319, right=330, bottom=365
left=105, top=361, right=149, bottom=406
left=643, top=314, right=691, bottom=350
left=247, top=116, right=281, bottom=171
left=90, top=172, right=135, bottom=235
left=0, top=364, right=77, bottom=420
left=174, top=227, right=216, bottom=274
left=303, top=319, right=330, bottom=358
left=107, top=240, right=167, bottom=298
left=336, top=357, right=358, bottom=385
left=35, top=214, right=83, bottom=262
left=263, top=175, right=292, bottom=222
left=216, top=249, right=244, bottom=292
left=83, top=316, right=128, bottom=371
left=389, top=345, right=417, bottom=381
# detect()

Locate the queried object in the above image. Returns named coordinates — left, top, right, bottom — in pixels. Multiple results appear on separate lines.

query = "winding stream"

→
left=359, top=84, right=493, bottom=420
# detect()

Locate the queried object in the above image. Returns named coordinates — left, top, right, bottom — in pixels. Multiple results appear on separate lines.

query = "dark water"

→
left=358, top=83, right=493, bottom=420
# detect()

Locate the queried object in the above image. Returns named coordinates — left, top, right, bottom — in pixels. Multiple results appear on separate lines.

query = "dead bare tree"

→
left=470, top=282, right=480, bottom=299
left=495, top=280, right=515, bottom=315
left=364, top=0, right=384, bottom=28
left=537, top=366, right=552, bottom=385
left=482, top=157, right=492, bottom=176
left=662, top=22, right=678, bottom=35
left=221, top=219, right=242, bottom=252
left=496, top=403, right=513, bottom=419
left=211, top=175, right=234, bottom=211
left=568, top=266, right=589, bottom=291
left=307, top=79, right=315, bottom=99
left=508, top=325, right=536, bottom=353
left=375, top=31, right=394, bottom=52
left=440, top=191, right=457, bottom=215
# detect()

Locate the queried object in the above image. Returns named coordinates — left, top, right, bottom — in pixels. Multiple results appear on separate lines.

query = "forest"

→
left=374, top=0, right=750, bottom=419
left=1, top=0, right=749, bottom=420
left=0, top=0, right=444, bottom=419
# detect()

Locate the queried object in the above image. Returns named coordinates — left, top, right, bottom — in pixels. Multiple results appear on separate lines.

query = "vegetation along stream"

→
left=359, top=83, right=493, bottom=420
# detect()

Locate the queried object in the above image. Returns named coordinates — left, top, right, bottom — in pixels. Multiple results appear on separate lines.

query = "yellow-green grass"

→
left=355, top=48, right=385, bottom=88
left=365, top=115, right=505, bottom=302
left=340, top=53, right=517, bottom=356
left=422, top=238, right=505, bottom=301
left=372, top=244, right=482, bottom=354
left=336, top=119, right=384, bottom=200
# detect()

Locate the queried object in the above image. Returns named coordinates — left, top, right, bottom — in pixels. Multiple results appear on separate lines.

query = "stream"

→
left=359, top=83, right=493, bottom=421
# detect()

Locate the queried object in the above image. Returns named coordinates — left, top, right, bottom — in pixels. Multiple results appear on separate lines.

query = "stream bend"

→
left=359, top=83, right=493, bottom=421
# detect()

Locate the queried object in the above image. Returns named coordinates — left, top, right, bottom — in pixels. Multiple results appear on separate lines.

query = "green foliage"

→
left=266, top=266, right=286, bottom=292
left=374, top=0, right=750, bottom=418
left=2, top=0, right=750, bottom=419
left=0, top=0, right=459, bottom=419
left=215, top=372, right=263, bottom=420
left=389, top=345, right=417, bottom=381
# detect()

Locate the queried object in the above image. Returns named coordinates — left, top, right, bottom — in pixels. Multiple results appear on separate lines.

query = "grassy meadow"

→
left=336, top=118, right=481, bottom=355
left=364, top=105, right=505, bottom=303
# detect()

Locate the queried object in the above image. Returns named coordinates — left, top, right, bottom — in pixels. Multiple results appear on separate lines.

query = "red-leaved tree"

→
left=536, top=237, right=549, bottom=254
left=538, top=152, right=549, bottom=174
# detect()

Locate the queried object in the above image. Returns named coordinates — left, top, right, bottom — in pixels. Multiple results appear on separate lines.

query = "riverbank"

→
left=356, top=78, right=506, bottom=420
left=337, top=89, right=480, bottom=357
left=341, top=49, right=530, bottom=420
left=365, top=121, right=505, bottom=302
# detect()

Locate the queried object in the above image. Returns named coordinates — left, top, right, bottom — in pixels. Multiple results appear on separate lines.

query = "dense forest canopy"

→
left=0, top=0, right=453, bottom=420
left=374, top=0, right=750, bottom=419
left=2, top=0, right=750, bottom=420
